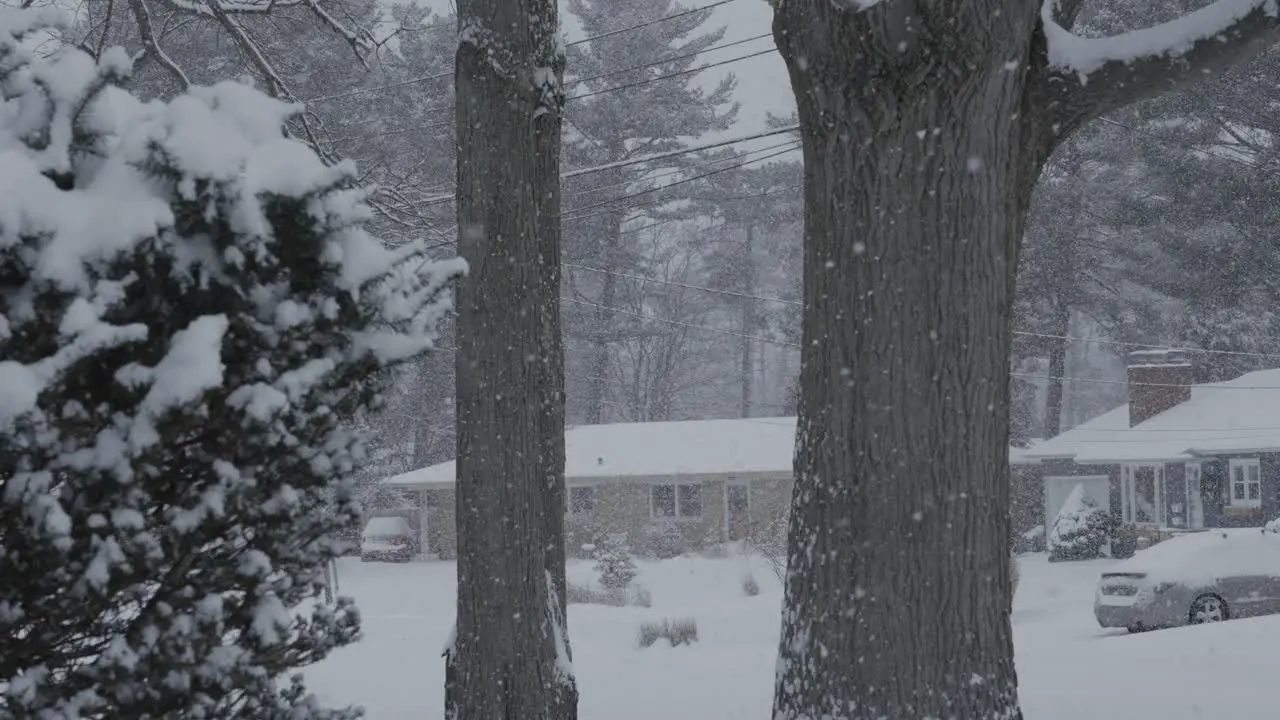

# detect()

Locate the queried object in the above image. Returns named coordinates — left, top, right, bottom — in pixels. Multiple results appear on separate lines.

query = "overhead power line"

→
left=420, top=125, right=801, bottom=207
left=568, top=32, right=772, bottom=89
left=307, top=0, right=749, bottom=106
left=568, top=48, right=776, bottom=102
left=564, top=0, right=742, bottom=48
left=562, top=143, right=802, bottom=222
left=565, top=138, right=799, bottom=201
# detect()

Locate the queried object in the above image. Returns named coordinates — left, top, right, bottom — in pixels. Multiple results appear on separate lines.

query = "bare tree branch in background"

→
left=129, top=0, right=189, bottom=89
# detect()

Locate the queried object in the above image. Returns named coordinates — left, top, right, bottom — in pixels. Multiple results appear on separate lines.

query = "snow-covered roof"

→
left=363, top=516, right=412, bottom=538
left=1026, top=368, right=1280, bottom=464
left=384, top=416, right=1038, bottom=487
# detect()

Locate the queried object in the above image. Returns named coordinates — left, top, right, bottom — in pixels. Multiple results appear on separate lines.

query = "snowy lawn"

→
left=305, top=552, right=1279, bottom=718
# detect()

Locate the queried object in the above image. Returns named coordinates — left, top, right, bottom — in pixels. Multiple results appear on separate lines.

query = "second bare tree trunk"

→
left=447, top=1, right=577, bottom=717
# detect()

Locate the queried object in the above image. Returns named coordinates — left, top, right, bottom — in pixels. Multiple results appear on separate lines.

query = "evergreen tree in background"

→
left=0, top=11, right=460, bottom=716
left=563, top=0, right=739, bottom=424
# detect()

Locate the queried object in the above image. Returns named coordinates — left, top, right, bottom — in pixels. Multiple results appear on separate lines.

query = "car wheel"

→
left=1189, top=594, right=1228, bottom=624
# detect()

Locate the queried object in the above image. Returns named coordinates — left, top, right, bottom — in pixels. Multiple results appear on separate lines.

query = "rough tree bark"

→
left=446, top=0, right=577, bottom=717
left=771, top=1, right=1280, bottom=718
left=740, top=223, right=756, bottom=418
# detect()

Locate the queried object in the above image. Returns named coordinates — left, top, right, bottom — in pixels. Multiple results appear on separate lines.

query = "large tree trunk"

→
left=771, top=5, right=1037, bottom=719
left=768, top=0, right=1280, bottom=716
left=447, top=0, right=577, bottom=717
left=740, top=223, right=755, bottom=418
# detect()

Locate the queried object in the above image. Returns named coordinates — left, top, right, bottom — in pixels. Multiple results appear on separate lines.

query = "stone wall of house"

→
left=422, top=488, right=457, bottom=559
left=416, top=476, right=795, bottom=561
left=747, top=477, right=793, bottom=539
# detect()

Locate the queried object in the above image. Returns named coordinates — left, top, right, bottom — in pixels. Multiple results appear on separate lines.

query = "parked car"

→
left=1094, top=523, right=1280, bottom=632
left=361, top=516, right=416, bottom=562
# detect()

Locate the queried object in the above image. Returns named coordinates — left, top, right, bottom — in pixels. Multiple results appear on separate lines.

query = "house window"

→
left=1228, top=459, right=1262, bottom=509
left=651, top=483, right=702, bottom=519
left=568, top=486, right=595, bottom=515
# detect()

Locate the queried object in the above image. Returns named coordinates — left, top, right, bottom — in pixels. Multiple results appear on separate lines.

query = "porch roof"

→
left=1026, top=368, right=1280, bottom=464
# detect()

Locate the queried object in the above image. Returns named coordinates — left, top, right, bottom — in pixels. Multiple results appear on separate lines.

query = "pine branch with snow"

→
left=0, top=8, right=462, bottom=716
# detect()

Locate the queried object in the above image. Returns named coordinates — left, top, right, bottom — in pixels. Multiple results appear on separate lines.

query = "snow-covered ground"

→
left=305, top=552, right=1279, bottom=718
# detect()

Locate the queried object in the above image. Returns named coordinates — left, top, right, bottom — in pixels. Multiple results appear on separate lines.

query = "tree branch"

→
left=130, top=0, right=191, bottom=90
left=1047, top=0, right=1088, bottom=32
left=1040, top=0, right=1280, bottom=134
left=159, top=0, right=373, bottom=63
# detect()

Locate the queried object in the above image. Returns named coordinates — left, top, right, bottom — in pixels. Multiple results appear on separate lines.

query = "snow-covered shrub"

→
left=746, top=515, right=789, bottom=583
left=566, top=582, right=651, bottom=608
left=594, top=532, right=637, bottom=589
left=0, top=9, right=461, bottom=717
left=1048, top=483, right=1117, bottom=562
left=637, top=617, right=698, bottom=648
left=1265, top=517, right=1280, bottom=534
left=741, top=572, right=760, bottom=597
left=641, top=520, right=687, bottom=559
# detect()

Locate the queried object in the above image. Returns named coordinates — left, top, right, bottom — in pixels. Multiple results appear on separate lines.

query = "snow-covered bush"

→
left=594, top=532, right=637, bottom=589
left=637, top=617, right=698, bottom=648
left=641, top=519, right=687, bottom=559
left=566, top=582, right=651, bottom=608
left=746, top=515, right=789, bottom=583
left=1049, top=483, right=1117, bottom=562
left=0, top=9, right=461, bottom=717
left=741, top=572, right=760, bottom=597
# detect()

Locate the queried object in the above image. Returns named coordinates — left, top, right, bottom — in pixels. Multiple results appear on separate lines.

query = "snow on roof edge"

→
left=383, top=416, right=1038, bottom=486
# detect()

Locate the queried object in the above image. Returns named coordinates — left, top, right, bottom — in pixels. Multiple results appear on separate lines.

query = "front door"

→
left=1121, top=464, right=1165, bottom=526
left=726, top=483, right=750, bottom=541
left=1185, top=462, right=1205, bottom=529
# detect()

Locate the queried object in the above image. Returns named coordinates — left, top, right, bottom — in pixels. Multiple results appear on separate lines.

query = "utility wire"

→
left=568, top=48, right=776, bottom=102
left=564, top=0, right=742, bottom=47
left=305, top=0, right=748, bottom=105
left=562, top=180, right=802, bottom=235
left=562, top=143, right=801, bottom=222
left=568, top=32, right=772, bottom=89
left=421, top=125, right=801, bottom=207
left=565, top=138, right=798, bottom=202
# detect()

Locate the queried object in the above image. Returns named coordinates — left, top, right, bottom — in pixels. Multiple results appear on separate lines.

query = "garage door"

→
left=1044, top=475, right=1110, bottom=547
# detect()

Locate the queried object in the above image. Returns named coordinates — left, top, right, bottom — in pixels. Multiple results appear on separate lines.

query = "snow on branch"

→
left=1041, top=0, right=1280, bottom=123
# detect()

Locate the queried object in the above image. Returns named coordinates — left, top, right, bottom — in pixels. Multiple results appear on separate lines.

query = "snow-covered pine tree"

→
left=594, top=533, right=637, bottom=590
left=0, top=9, right=461, bottom=717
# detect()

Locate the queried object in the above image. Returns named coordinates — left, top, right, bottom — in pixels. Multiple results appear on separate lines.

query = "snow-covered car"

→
left=360, top=516, right=416, bottom=562
left=1094, top=523, right=1280, bottom=632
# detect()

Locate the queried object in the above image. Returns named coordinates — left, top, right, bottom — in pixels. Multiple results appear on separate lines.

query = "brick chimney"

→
left=1126, top=349, right=1193, bottom=427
